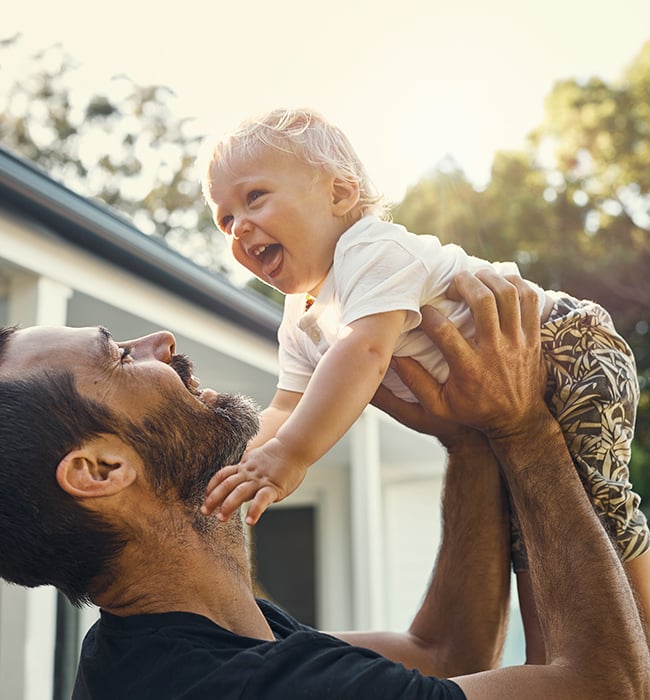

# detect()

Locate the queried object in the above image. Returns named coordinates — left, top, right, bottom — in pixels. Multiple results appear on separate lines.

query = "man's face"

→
left=0, top=325, right=259, bottom=509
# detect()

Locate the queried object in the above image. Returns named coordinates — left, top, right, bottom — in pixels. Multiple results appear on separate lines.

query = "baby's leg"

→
left=541, top=295, right=649, bottom=634
left=510, top=294, right=649, bottom=659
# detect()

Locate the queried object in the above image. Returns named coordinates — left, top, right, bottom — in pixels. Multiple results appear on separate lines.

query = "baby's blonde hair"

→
left=201, top=108, right=391, bottom=221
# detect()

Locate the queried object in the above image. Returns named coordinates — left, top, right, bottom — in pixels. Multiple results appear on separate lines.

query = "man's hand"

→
left=372, top=383, right=487, bottom=455
left=393, top=269, right=547, bottom=441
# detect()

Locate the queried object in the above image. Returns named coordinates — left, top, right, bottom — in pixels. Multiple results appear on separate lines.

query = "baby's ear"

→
left=56, top=435, right=138, bottom=498
left=331, top=177, right=360, bottom=216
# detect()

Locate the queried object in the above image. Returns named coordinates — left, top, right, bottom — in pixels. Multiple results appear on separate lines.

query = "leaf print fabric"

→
left=510, top=295, right=648, bottom=571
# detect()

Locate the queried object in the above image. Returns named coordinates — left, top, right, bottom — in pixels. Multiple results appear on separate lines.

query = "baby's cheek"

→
left=232, top=243, right=255, bottom=273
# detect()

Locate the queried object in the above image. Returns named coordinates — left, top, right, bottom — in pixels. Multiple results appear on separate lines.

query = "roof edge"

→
left=0, top=147, right=281, bottom=340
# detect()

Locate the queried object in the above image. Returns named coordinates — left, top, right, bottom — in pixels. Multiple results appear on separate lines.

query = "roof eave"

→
left=0, top=147, right=281, bottom=340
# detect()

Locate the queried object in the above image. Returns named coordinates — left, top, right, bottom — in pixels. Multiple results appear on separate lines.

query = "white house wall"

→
left=0, top=210, right=278, bottom=374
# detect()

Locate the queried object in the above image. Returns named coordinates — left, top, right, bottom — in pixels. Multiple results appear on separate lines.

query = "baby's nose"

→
left=231, top=216, right=252, bottom=240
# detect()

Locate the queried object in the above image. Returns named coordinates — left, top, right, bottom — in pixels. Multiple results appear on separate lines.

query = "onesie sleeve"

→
left=276, top=296, right=315, bottom=394
left=335, top=236, right=439, bottom=332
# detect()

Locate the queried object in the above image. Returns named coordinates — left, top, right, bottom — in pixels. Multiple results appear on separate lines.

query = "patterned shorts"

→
left=511, top=293, right=649, bottom=571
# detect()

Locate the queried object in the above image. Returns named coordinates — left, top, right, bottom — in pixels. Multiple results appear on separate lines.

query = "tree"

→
left=392, top=41, right=650, bottom=507
left=528, top=40, right=650, bottom=310
left=0, top=35, right=236, bottom=276
left=529, top=42, right=650, bottom=499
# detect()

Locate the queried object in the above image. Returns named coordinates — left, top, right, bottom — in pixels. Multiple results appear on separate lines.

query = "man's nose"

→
left=123, top=331, right=176, bottom=362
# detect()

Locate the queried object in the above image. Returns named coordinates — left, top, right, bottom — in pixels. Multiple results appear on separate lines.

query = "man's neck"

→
left=94, top=521, right=275, bottom=641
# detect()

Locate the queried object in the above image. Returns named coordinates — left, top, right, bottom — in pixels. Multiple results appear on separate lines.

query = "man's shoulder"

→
left=73, top=603, right=343, bottom=699
left=75, top=603, right=467, bottom=700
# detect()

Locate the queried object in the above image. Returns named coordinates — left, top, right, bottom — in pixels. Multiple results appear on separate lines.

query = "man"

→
left=0, top=271, right=648, bottom=699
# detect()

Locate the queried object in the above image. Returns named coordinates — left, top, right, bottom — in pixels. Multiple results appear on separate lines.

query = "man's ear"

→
left=56, top=434, right=138, bottom=498
left=331, top=177, right=360, bottom=217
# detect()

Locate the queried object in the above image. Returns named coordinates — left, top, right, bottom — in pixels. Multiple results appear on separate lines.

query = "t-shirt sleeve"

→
left=239, top=632, right=467, bottom=700
left=74, top=605, right=467, bottom=700
left=335, top=237, right=434, bottom=332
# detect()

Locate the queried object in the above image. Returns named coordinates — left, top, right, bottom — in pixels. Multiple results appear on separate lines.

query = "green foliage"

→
left=0, top=35, right=231, bottom=274
left=246, top=278, right=285, bottom=307
left=393, top=41, right=650, bottom=509
left=393, top=160, right=491, bottom=253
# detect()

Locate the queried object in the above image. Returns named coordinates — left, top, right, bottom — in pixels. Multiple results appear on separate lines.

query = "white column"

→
left=8, top=273, right=72, bottom=327
left=0, top=272, right=72, bottom=699
left=0, top=584, right=28, bottom=699
left=349, top=409, right=385, bottom=629
left=25, top=588, right=58, bottom=700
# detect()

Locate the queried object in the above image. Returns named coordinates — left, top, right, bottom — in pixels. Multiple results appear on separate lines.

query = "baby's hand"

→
left=201, top=438, right=307, bottom=525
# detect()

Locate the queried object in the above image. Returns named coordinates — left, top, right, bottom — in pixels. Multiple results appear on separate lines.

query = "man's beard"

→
left=121, top=359, right=259, bottom=525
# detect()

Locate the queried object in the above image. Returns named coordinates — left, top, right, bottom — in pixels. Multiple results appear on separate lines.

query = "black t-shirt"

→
left=72, top=599, right=466, bottom=699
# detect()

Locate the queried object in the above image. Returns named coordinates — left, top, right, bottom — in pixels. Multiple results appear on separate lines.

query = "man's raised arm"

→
left=402, top=270, right=650, bottom=699
left=335, top=421, right=511, bottom=677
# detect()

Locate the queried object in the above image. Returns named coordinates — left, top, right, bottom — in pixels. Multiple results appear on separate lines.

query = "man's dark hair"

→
left=0, top=327, right=128, bottom=606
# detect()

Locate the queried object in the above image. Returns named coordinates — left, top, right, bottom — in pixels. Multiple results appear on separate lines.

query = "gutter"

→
left=0, top=148, right=281, bottom=341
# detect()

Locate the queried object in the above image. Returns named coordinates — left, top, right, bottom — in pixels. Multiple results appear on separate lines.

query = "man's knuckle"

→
left=473, top=288, right=493, bottom=306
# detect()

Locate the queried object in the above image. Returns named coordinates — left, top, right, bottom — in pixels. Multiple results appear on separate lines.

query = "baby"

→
left=199, top=108, right=648, bottom=658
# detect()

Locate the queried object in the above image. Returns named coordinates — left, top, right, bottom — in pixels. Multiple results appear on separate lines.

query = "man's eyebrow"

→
left=97, top=326, right=114, bottom=359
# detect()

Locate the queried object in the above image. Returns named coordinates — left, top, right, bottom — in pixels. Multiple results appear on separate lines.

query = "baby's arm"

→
left=248, top=388, right=303, bottom=452
left=202, top=309, right=407, bottom=524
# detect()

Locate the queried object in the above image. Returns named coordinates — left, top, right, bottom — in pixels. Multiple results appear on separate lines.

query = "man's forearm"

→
left=335, top=435, right=510, bottom=677
left=490, top=412, right=650, bottom=691
left=382, top=271, right=650, bottom=698
left=408, top=436, right=510, bottom=675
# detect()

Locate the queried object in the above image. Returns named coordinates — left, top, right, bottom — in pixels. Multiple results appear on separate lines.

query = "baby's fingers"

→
left=245, top=487, right=279, bottom=526
left=217, top=480, right=263, bottom=522
left=205, top=464, right=239, bottom=494
left=201, top=469, right=246, bottom=517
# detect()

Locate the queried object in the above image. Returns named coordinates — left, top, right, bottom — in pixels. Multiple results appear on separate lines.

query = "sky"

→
left=3, top=0, right=650, bottom=203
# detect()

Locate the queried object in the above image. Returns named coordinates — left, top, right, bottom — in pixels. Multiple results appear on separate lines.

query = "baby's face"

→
left=207, top=148, right=350, bottom=296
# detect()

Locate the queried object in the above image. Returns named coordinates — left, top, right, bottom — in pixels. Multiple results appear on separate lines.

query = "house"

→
left=0, top=147, right=456, bottom=698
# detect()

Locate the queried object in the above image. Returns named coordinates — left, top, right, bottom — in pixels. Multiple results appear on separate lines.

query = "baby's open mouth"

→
left=255, top=244, right=283, bottom=277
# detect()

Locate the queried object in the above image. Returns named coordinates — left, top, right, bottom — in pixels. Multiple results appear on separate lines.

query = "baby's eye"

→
left=219, top=215, right=233, bottom=234
left=247, top=190, right=265, bottom=205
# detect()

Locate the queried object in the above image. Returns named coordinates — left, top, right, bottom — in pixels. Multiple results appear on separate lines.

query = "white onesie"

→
left=277, top=216, right=546, bottom=401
